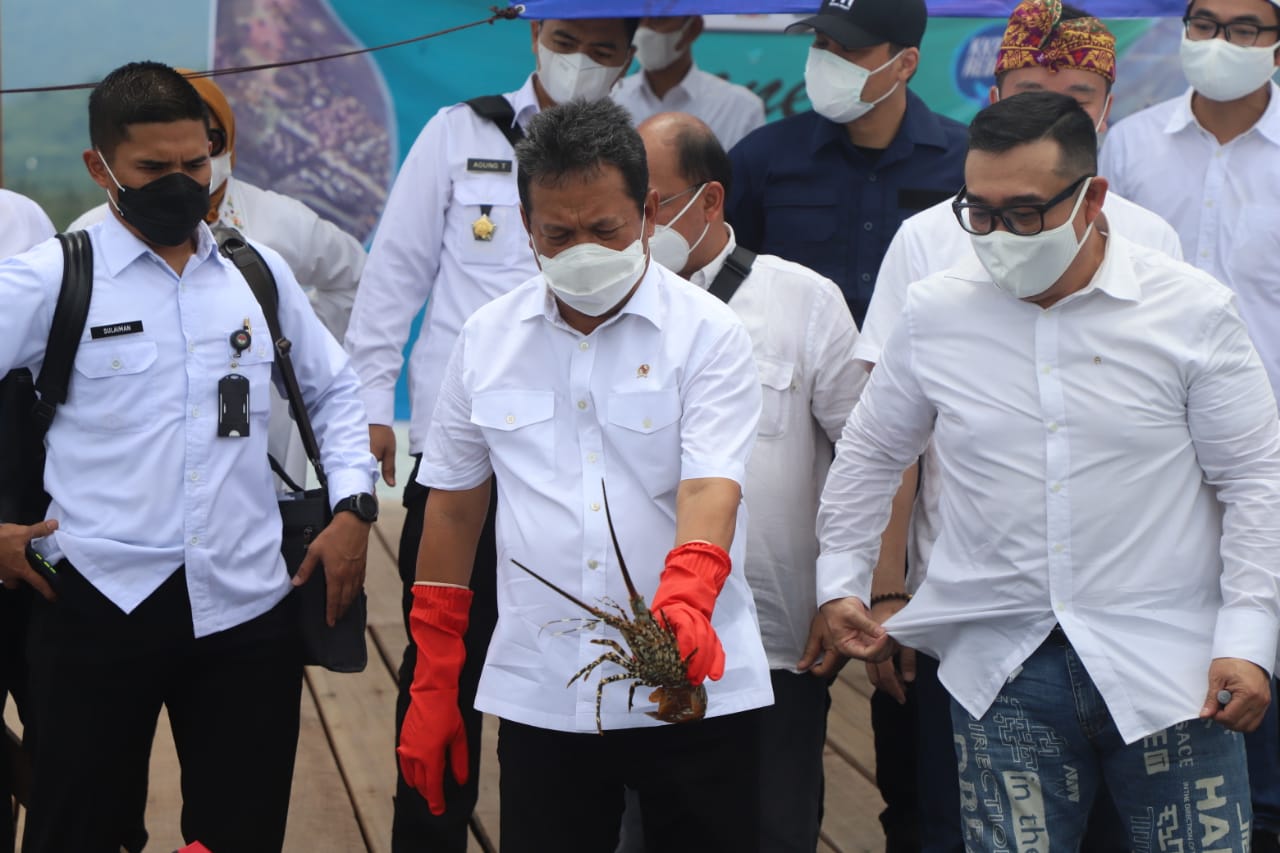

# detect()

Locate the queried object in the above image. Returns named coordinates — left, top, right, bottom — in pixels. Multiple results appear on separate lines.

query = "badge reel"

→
left=218, top=320, right=252, bottom=438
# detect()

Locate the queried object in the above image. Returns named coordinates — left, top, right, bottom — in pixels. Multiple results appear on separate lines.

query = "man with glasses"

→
left=819, top=90, right=1280, bottom=852
left=1100, top=2, right=1280, bottom=847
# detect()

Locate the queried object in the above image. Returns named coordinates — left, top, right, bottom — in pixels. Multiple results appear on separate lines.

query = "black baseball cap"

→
left=786, top=0, right=928, bottom=50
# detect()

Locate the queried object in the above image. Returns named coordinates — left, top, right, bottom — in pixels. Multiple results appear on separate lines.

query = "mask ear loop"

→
left=96, top=149, right=127, bottom=216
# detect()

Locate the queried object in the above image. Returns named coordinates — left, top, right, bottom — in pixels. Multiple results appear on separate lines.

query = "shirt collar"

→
left=948, top=229, right=1140, bottom=305
left=811, top=89, right=951, bottom=157
left=518, top=259, right=667, bottom=331
left=689, top=225, right=737, bottom=291
left=97, top=212, right=219, bottom=279
left=1165, top=82, right=1280, bottom=145
left=637, top=62, right=699, bottom=102
left=510, top=75, right=542, bottom=130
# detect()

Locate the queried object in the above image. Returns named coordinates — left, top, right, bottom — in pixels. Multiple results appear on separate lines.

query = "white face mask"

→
left=634, top=22, right=689, bottom=72
left=804, top=46, right=902, bottom=124
left=1180, top=32, right=1280, bottom=103
left=209, top=152, right=232, bottom=193
left=970, top=178, right=1095, bottom=300
left=538, top=214, right=648, bottom=316
left=536, top=41, right=621, bottom=104
left=650, top=185, right=710, bottom=273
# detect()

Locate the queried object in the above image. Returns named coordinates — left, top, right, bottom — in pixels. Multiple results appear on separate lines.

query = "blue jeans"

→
left=951, top=633, right=1251, bottom=853
left=1244, top=679, right=1280, bottom=835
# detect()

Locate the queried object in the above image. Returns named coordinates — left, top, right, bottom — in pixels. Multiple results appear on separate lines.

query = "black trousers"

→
left=20, top=564, right=303, bottom=853
left=499, top=711, right=762, bottom=853
left=392, top=458, right=499, bottom=853
left=1, top=587, right=32, bottom=853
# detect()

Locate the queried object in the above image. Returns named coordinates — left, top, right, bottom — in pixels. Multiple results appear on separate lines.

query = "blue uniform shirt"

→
left=727, top=90, right=968, bottom=325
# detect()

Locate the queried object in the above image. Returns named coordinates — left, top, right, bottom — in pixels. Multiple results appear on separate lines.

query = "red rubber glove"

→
left=396, top=583, right=472, bottom=816
left=649, top=541, right=731, bottom=685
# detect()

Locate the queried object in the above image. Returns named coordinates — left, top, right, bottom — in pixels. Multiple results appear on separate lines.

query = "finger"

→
left=325, top=563, right=347, bottom=628
left=865, top=660, right=882, bottom=689
left=810, top=650, right=839, bottom=678
left=23, top=565, right=57, bottom=603
left=293, top=546, right=320, bottom=589
left=900, top=647, right=917, bottom=683
left=1201, top=680, right=1228, bottom=719
left=449, top=725, right=470, bottom=787
left=25, top=518, right=58, bottom=542
left=380, top=451, right=396, bottom=488
left=797, top=631, right=824, bottom=672
left=425, top=753, right=448, bottom=816
left=883, top=670, right=907, bottom=705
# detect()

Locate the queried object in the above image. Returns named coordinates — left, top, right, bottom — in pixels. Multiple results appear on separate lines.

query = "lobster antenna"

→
left=601, top=479, right=641, bottom=600
left=511, top=559, right=599, bottom=615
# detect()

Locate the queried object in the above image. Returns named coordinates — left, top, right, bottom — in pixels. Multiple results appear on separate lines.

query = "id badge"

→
left=218, top=374, right=250, bottom=437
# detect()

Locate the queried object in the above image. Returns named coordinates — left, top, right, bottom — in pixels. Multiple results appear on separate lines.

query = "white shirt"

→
left=1100, top=83, right=1280, bottom=399
left=0, top=216, right=377, bottom=637
left=418, top=262, right=773, bottom=733
left=71, top=177, right=368, bottom=485
left=346, top=76, right=541, bottom=453
left=687, top=229, right=864, bottom=670
left=817, top=235, right=1280, bottom=743
left=855, top=194, right=1184, bottom=589
left=612, top=64, right=766, bottom=150
left=0, top=189, right=55, bottom=257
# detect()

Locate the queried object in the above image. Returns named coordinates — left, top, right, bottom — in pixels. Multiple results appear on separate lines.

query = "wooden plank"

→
left=819, top=745, right=886, bottom=853
left=307, top=647, right=399, bottom=853
left=826, top=672, right=878, bottom=786
left=368, top=500, right=408, bottom=632
left=819, top=839, right=841, bottom=853
left=839, top=660, right=875, bottom=701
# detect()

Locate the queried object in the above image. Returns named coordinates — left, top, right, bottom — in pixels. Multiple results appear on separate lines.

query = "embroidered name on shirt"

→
left=467, top=158, right=513, bottom=174
left=90, top=321, right=144, bottom=339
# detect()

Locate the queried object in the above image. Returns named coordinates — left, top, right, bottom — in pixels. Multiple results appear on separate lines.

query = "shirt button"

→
left=863, top=222, right=873, bottom=232
left=577, top=400, right=588, bottom=410
left=191, top=406, right=200, bottom=418
left=590, top=502, right=601, bottom=512
left=1042, top=365, right=1052, bottom=375
left=505, top=414, right=515, bottom=425
left=190, top=536, right=199, bottom=545
left=587, top=453, right=598, bottom=464
left=861, top=273, right=871, bottom=283
left=1205, top=200, right=1214, bottom=208
left=642, top=417, right=653, bottom=429
left=189, top=471, right=199, bottom=482
left=187, top=342, right=196, bottom=353
left=1055, top=601, right=1066, bottom=611
left=1051, top=482, right=1063, bottom=493
left=1053, top=543, right=1065, bottom=554
left=579, top=341, right=590, bottom=351
left=1048, top=422, right=1059, bottom=433
left=588, top=559, right=599, bottom=569
left=111, top=359, right=122, bottom=370
left=867, top=173, right=878, bottom=182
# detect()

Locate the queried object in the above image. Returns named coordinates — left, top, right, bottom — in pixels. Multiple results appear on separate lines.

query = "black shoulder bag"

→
left=215, top=226, right=368, bottom=673
left=464, top=95, right=526, bottom=147
left=708, top=245, right=757, bottom=305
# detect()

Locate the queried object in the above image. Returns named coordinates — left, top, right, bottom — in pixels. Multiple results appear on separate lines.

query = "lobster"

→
left=510, top=481, right=707, bottom=735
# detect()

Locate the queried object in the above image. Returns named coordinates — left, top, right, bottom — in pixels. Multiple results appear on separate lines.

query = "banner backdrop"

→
left=516, top=1, right=1189, bottom=17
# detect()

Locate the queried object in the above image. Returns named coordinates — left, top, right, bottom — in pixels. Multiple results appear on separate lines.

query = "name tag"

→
left=467, top=158, right=513, bottom=174
left=90, top=321, right=144, bottom=339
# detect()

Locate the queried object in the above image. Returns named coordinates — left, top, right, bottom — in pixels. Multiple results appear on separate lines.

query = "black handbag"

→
left=216, top=227, right=368, bottom=673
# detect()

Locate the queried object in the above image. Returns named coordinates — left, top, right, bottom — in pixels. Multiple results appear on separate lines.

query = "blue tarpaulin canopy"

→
left=516, top=1, right=1187, bottom=18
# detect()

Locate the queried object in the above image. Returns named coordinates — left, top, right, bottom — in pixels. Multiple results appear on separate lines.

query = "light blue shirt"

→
left=0, top=215, right=376, bottom=637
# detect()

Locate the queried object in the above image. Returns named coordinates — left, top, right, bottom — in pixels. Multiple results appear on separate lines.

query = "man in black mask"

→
left=0, top=61, right=377, bottom=852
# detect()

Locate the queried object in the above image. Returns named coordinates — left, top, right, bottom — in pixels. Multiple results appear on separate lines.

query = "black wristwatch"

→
left=334, top=492, right=379, bottom=523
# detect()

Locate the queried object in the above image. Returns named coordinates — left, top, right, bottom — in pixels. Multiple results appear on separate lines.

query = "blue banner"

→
left=516, top=0, right=1187, bottom=19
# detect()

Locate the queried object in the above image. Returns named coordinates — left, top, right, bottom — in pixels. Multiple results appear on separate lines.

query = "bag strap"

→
left=708, top=245, right=756, bottom=305
left=464, top=95, right=525, bottom=149
left=212, top=225, right=329, bottom=492
left=32, top=231, right=95, bottom=435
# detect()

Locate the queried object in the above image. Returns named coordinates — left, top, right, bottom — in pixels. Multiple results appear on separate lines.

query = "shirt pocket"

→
left=762, top=186, right=839, bottom=247
left=471, top=390, right=556, bottom=484
left=756, top=358, right=796, bottom=440
left=70, top=339, right=160, bottom=433
left=452, top=177, right=524, bottom=267
left=231, top=346, right=275, bottom=418
left=605, top=389, right=682, bottom=499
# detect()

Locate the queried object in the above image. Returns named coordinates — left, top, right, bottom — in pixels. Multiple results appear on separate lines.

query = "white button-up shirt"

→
left=71, top=177, right=368, bottom=486
left=0, top=216, right=376, bottom=637
left=418, top=262, right=773, bottom=733
left=855, top=193, right=1183, bottom=589
left=1100, top=83, right=1280, bottom=399
left=346, top=76, right=541, bottom=453
left=0, top=189, right=54, bottom=258
left=612, top=64, right=766, bottom=150
left=818, top=234, right=1280, bottom=742
left=687, top=229, right=864, bottom=670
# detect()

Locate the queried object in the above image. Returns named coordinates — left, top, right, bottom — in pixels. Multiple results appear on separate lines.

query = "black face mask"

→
left=98, top=152, right=210, bottom=247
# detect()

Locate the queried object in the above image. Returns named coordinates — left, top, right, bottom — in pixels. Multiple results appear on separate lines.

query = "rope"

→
left=0, top=4, right=525, bottom=95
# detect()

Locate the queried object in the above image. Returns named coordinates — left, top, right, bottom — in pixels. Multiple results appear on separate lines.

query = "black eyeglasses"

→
left=952, top=174, right=1093, bottom=237
left=208, top=128, right=228, bottom=157
left=1183, top=14, right=1280, bottom=47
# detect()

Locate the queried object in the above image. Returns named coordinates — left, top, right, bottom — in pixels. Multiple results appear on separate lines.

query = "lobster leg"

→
left=593, top=672, right=645, bottom=735
left=567, top=651, right=630, bottom=688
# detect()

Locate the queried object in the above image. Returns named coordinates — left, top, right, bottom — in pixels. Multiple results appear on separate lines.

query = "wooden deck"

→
left=6, top=502, right=887, bottom=852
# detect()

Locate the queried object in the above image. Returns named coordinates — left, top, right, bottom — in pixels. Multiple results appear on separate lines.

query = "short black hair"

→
left=622, top=18, right=642, bottom=42
left=669, top=121, right=733, bottom=198
left=968, top=91, right=1097, bottom=178
left=516, top=98, right=649, bottom=216
left=1186, top=0, right=1280, bottom=27
left=89, top=61, right=208, bottom=158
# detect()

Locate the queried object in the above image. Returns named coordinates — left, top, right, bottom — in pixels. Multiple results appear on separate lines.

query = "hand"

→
left=1200, top=657, right=1271, bottom=733
left=651, top=542, right=732, bottom=686
left=397, top=584, right=472, bottom=814
left=797, top=611, right=848, bottom=679
left=820, top=596, right=894, bottom=663
left=369, top=423, right=397, bottom=487
left=0, top=519, right=58, bottom=602
left=292, top=511, right=370, bottom=626
left=866, top=597, right=915, bottom=704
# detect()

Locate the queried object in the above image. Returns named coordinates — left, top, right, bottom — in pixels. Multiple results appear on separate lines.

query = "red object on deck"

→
left=177, top=843, right=213, bottom=853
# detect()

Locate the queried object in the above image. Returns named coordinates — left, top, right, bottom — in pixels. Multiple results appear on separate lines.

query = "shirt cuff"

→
left=359, top=387, right=396, bottom=427
left=416, top=459, right=492, bottom=492
left=327, top=466, right=378, bottom=512
left=850, top=337, right=882, bottom=366
left=681, top=457, right=747, bottom=488
left=816, top=551, right=873, bottom=609
left=1211, top=605, right=1280, bottom=677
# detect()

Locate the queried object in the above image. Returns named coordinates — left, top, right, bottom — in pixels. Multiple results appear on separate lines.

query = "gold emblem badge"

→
left=472, top=214, right=496, bottom=241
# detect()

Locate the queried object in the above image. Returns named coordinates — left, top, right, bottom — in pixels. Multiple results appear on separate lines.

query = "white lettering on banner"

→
left=1004, top=771, right=1048, bottom=853
left=829, top=0, right=855, bottom=9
